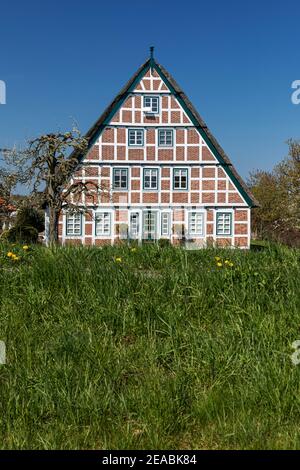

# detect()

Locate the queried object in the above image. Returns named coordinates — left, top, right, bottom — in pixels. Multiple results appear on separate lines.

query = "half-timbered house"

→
left=55, top=49, right=258, bottom=248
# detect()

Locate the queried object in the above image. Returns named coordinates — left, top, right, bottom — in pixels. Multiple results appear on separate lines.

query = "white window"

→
left=130, top=212, right=139, bottom=239
left=95, top=212, right=111, bottom=236
left=173, top=168, right=188, bottom=190
left=161, top=212, right=170, bottom=236
left=144, top=168, right=158, bottom=190
left=158, top=129, right=173, bottom=147
left=128, top=129, right=144, bottom=146
left=66, top=212, right=82, bottom=236
left=143, top=96, right=159, bottom=114
left=216, top=212, right=232, bottom=236
left=188, top=212, right=204, bottom=236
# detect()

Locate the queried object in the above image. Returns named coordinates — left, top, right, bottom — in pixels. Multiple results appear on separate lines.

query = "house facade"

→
left=57, top=51, right=257, bottom=248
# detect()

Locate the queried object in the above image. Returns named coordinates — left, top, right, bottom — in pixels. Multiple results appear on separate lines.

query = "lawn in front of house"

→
left=0, top=242, right=300, bottom=449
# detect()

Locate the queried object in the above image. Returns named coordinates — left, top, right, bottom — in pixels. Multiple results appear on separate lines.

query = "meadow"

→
left=0, top=242, right=300, bottom=449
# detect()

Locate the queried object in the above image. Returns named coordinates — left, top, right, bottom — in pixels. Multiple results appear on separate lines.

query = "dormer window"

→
left=143, top=96, right=159, bottom=114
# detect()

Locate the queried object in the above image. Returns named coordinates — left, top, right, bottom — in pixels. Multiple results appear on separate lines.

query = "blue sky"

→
left=0, top=0, right=299, bottom=182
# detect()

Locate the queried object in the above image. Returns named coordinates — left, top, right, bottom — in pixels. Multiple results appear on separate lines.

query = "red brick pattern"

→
left=202, top=147, right=217, bottom=162
left=234, top=209, right=248, bottom=221
left=102, top=128, right=114, bottom=143
left=86, top=146, right=99, bottom=160
left=132, top=167, right=140, bottom=177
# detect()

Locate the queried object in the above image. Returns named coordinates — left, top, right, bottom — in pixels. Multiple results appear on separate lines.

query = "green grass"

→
left=0, top=242, right=300, bottom=449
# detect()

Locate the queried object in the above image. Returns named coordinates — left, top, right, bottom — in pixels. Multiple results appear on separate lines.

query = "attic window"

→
left=143, top=96, right=159, bottom=114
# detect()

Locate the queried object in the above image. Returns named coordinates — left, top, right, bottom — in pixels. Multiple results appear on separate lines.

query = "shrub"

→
left=15, top=206, right=44, bottom=233
left=3, top=225, right=39, bottom=243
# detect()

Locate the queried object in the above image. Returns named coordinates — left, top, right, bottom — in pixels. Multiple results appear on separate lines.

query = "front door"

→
left=142, top=211, right=157, bottom=241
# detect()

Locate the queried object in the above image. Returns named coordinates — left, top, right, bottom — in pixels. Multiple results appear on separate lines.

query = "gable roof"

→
left=72, top=56, right=258, bottom=207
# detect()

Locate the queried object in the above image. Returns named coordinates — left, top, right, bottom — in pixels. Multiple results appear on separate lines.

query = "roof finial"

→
left=150, top=46, right=154, bottom=60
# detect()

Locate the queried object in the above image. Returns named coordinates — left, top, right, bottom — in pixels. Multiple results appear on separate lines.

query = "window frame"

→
left=215, top=211, right=233, bottom=237
left=65, top=212, right=82, bottom=237
left=158, top=128, right=173, bottom=147
left=161, top=211, right=171, bottom=237
left=95, top=211, right=112, bottom=237
left=173, top=168, right=189, bottom=191
left=129, top=211, right=141, bottom=240
left=128, top=128, right=144, bottom=147
left=112, top=167, right=128, bottom=191
left=143, top=95, right=160, bottom=114
left=143, top=167, right=159, bottom=191
left=187, top=211, right=205, bottom=238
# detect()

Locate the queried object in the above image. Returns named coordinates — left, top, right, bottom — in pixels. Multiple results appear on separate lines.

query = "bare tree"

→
left=1, top=128, right=108, bottom=244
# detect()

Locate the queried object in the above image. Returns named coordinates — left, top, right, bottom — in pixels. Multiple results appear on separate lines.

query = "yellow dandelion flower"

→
left=22, top=245, right=29, bottom=251
left=224, top=260, right=230, bottom=264
left=228, top=262, right=234, bottom=267
left=12, top=256, right=20, bottom=261
left=115, top=257, right=122, bottom=263
left=7, top=252, right=14, bottom=258
left=217, top=262, right=223, bottom=267
left=215, top=256, right=221, bottom=261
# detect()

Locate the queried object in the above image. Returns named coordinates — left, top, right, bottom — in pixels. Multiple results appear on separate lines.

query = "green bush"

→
left=3, top=224, right=39, bottom=243
left=15, top=206, right=44, bottom=233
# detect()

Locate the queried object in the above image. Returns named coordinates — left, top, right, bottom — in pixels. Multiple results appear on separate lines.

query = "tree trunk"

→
left=48, top=206, right=59, bottom=245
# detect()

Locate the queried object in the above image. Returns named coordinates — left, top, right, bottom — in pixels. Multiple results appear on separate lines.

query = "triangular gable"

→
left=72, top=56, right=258, bottom=207
left=132, top=67, right=169, bottom=92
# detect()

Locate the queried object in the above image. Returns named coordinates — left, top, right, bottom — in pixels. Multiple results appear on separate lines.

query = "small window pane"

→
left=216, top=212, right=232, bottom=236
left=161, top=212, right=170, bottom=236
left=113, top=168, right=128, bottom=189
left=96, top=212, right=111, bottom=236
left=144, top=168, right=158, bottom=190
left=66, top=212, right=82, bottom=236
left=128, top=129, right=144, bottom=146
left=173, top=169, right=188, bottom=190
left=130, top=213, right=139, bottom=239
left=143, top=96, right=159, bottom=114
left=188, top=212, right=204, bottom=236
left=159, top=129, right=173, bottom=147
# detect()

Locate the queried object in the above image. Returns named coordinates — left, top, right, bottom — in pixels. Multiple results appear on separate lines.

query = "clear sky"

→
left=0, top=0, right=300, bottom=181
